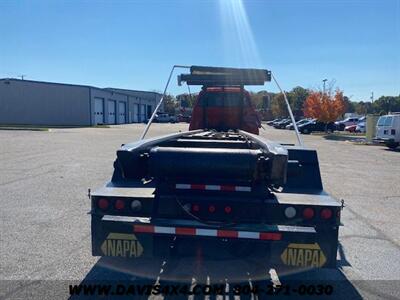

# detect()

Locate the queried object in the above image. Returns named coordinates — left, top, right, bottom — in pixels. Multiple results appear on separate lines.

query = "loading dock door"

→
left=133, top=104, right=139, bottom=123
left=147, top=105, right=152, bottom=120
left=107, top=100, right=116, bottom=124
left=141, top=104, right=146, bottom=122
left=94, top=98, right=104, bottom=124
left=118, top=102, right=126, bottom=124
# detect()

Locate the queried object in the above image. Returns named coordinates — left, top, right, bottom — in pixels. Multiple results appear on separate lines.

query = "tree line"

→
left=162, top=89, right=400, bottom=119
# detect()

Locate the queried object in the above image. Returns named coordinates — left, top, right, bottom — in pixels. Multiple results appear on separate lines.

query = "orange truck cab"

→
left=189, top=86, right=261, bottom=135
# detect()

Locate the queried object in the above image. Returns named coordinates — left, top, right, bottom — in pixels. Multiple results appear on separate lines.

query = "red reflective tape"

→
left=260, top=232, right=282, bottom=241
left=217, top=230, right=238, bottom=238
left=271, top=233, right=282, bottom=240
left=191, top=184, right=206, bottom=190
left=134, top=225, right=154, bottom=233
left=176, top=227, right=196, bottom=236
left=220, top=185, right=235, bottom=192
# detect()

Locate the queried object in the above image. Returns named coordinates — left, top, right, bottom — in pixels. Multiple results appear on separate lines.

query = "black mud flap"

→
left=271, top=227, right=338, bottom=269
left=91, top=215, right=174, bottom=259
left=92, top=215, right=338, bottom=269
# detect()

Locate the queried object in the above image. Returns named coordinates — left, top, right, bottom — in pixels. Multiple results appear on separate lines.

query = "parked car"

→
left=355, top=121, right=366, bottom=133
left=272, top=118, right=288, bottom=127
left=177, top=114, right=191, bottom=123
left=286, top=118, right=312, bottom=130
left=154, top=113, right=176, bottom=123
left=298, top=121, right=336, bottom=134
left=344, top=124, right=357, bottom=132
left=272, top=118, right=288, bottom=128
left=374, top=113, right=400, bottom=149
left=266, top=118, right=281, bottom=126
left=274, top=118, right=293, bottom=129
left=335, top=117, right=360, bottom=131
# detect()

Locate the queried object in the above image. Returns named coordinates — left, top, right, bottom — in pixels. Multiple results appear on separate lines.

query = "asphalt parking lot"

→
left=1, top=123, right=399, bottom=299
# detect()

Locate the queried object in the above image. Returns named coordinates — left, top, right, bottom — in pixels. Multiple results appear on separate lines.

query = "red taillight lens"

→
left=224, top=206, right=232, bottom=214
left=303, top=207, right=314, bottom=219
left=98, top=198, right=109, bottom=210
left=115, top=199, right=125, bottom=210
left=208, top=205, right=216, bottom=213
left=192, top=204, right=200, bottom=212
left=321, top=208, right=332, bottom=219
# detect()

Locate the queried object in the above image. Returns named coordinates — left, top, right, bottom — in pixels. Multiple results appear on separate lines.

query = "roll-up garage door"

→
left=107, top=100, right=116, bottom=124
left=133, top=104, right=139, bottom=123
left=118, top=102, right=126, bottom=124
left=94, top=98, right=104, bottom=125
left=140, top=104, right=146, bottom=122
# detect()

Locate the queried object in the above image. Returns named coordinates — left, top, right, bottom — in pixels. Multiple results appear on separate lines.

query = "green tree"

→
left=176, top=93, right=197, bottom=108
left=287, top=86, right=309, bottom=113
left=248, top=90, right=271, bottom=110
left=271, top=93, right=288, bottom=117
left=163, top=94, right=178, bottom=115
left=372, top=95, right=400, bottom=114
left=343, top=96, right=355, bottom=114
left=354, top=101, right=374, bottom=115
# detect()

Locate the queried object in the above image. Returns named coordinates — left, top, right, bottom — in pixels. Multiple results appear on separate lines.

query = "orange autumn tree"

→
left=303, top=89, right=346, bottom=131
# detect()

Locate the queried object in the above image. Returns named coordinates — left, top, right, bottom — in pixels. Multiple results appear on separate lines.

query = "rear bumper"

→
left=91, top=214, right=339, bottom=269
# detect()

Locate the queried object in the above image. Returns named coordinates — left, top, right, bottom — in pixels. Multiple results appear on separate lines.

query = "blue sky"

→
left=0, top=0, right=399, bottom=101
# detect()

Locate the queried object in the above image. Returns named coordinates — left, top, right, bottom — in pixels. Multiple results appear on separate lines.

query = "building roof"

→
left=0, top=78, right=161, bottom=99
left=105, top=87, right=161, bottom=96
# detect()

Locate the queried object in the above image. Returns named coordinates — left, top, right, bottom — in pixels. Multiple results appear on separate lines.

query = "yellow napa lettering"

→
left=281, top=243, right=326, bottom=268
left=312, top=249, right=320, bottom=267
left=304, top=249, right=312, bottom=266
left=107, top=240, right=116, bottom=256
left=287, top=248, right=297, bottom=265
left=296, top=249, right=304, bottom=266
left=116, top=240, right=123, bottom=256
left=101, top=233, right=143, bottom=258
left=123, top=240, right=130, bottom=257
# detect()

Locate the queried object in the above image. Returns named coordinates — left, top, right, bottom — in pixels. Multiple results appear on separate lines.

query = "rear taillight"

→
left=115, top=199, right=125, bottom=210
left=303, top=207, right=315, bottom=219
left=192, top=204, right=200, bottom=212
left=284, top=206, right=296, bottom=218
left=224, top=206, right=232, bottom=214
left=98, top=198, right=109, bottom=210
left=130, top=200, right=142, bottom=212
left=183, top=203, right=191, bottom=212
left=321, top=208, right=332, bottom=219
left=208, top=205, right=216, bottom=213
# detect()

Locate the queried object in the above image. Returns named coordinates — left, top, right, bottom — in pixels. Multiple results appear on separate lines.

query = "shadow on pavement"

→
left=383, top=147, right=400, bottom=152
left=70, top=255, right=364, bottom=300
left=322, top=134, right=365, bottom=142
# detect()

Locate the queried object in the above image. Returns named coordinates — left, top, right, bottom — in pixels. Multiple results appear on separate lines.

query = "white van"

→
left=374, top=113, right=400, bottom=149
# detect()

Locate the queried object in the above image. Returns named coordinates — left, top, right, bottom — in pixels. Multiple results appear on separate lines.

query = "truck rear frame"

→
left=89, top=66, right=342, bottom=273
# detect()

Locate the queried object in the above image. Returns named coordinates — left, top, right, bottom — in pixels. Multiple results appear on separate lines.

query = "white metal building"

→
left=0, top=78, right=162, bottom=126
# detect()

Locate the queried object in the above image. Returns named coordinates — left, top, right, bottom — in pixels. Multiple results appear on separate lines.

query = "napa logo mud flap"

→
left=281, top=243, right=326, bottom=267
left=101, top=233, right=143, bottom=258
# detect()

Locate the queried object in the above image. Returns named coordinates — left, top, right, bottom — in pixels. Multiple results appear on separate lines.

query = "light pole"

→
left=322, top=79, right=328, bottom=94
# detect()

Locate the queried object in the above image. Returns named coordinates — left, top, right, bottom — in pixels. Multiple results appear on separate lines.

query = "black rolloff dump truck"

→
left=90, top=66, right=342, bottom=272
